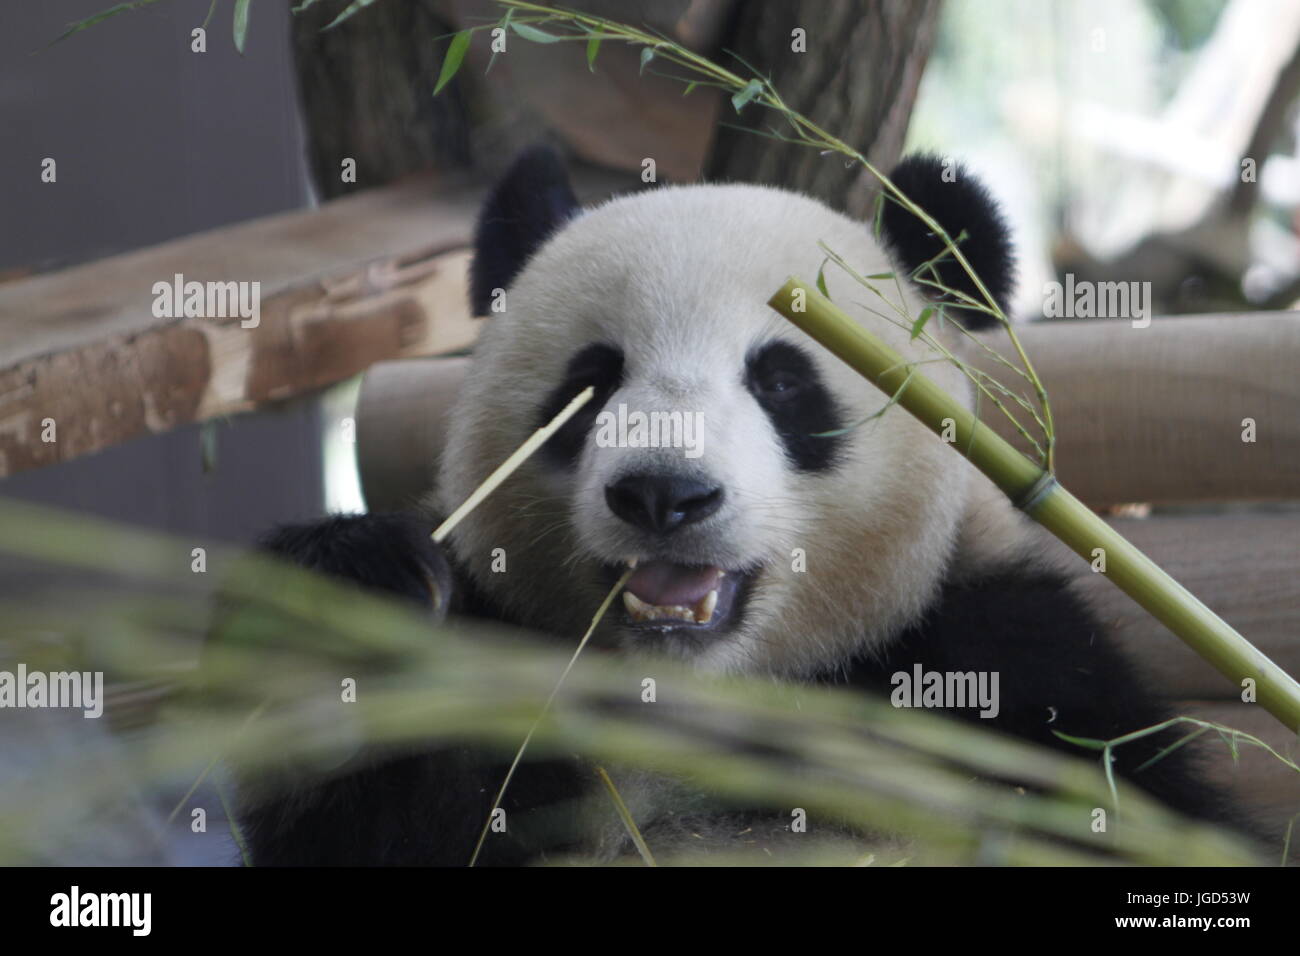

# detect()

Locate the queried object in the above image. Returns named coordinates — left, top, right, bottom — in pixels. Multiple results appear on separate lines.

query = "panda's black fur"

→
left=469, top=144, right=580, bottom=316
left=231, top=147, right=1248, bottom=866
left=879, top=154, right=1018, bottom=324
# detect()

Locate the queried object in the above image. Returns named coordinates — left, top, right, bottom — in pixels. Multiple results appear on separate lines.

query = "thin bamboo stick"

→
left=768, top=277, right=1300, bottom=733
left=433, top=386, right=595, bottom=544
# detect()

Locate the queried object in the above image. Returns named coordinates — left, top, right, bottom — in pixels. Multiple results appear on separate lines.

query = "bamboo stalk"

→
left=768, top=277, right=1300, bottom=734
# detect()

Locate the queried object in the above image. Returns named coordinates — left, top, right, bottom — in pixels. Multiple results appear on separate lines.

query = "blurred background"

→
left=0, top=0, right=1297, bottom=865
left=3, top=0, right=1297, bottom=531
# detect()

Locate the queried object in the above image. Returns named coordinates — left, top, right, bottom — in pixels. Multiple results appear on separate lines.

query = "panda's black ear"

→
left=878, top=154, right=1015, bottom=329
left=468, top=144, right=580, bottom=316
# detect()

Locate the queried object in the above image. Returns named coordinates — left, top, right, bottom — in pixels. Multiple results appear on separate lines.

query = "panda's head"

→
left=437, top=146, right=1016, bottom=676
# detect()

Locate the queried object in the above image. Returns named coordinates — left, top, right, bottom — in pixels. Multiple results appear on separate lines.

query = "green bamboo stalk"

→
left=768, top=277, right=1300, bottom=734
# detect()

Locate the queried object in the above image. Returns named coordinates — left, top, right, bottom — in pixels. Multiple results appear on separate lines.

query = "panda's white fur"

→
left=437, top=182, right=1030, bottom=678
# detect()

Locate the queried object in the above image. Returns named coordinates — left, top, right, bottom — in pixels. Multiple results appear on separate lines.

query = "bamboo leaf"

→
left=910, top=307, right=934, bottom=341
left=323, top=0, right=378, bottom=31
left=232, top=0, right=251, bottom=55
left=1135, top=726, right=1210, bottom=772
left=1102, top=746, right=1120, bottom=812
left=49, top=0, right=166, bottom=47
left=811, top=364, right=922, bottom=437
left=815, top=260, right=830, bottom=299
left=731, top=78, right=762, bottom=113
left=434, top=31, right=471, bottom=95
left=586, top=33, right=601, bottom=71
left=487, top=9, right=512, bottom=75
left=215, top=783, right=252, bottom=867
left=203, top=0, right=220, bottom=30
left=1050, top=730, right=1108, bottom=751
left=510, top=21, right=562, bottom=43
left=639, top=46, right=655, bottom=74
left=682, top=81, right=698, bottom=96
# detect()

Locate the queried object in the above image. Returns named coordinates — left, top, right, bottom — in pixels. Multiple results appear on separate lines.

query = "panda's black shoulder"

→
left=834, top=560, right=1236, bottom=827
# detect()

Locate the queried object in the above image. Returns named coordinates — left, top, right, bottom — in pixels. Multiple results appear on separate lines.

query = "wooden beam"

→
left=357, top=356, right=469, bottom=513
left=0, top=173, right=482, bottom=478
left=1074, top=513, right=1300, bottom=699
left=359, top=311, right=1300, bottom=510
left=972, top=314, right=1300, bottom=506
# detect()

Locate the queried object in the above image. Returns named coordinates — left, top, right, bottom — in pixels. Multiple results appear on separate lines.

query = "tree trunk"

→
left=705, top=0, right=943, bottom=218
left=290, top=1, right=474, bottom=200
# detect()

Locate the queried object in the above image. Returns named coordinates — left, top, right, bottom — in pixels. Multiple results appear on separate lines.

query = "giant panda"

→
left=237, top=145, right=1238, bottom=865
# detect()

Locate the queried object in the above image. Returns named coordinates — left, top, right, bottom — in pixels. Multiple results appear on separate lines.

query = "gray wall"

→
left=2, top=0, right=310, bottom=272
left=0, top=0, right=325, bottom=545
left=0, top=0, right=332, bottom=865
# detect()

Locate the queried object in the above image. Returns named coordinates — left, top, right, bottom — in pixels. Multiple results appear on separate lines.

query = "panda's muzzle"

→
left=601, top=473, right=747, bottom=631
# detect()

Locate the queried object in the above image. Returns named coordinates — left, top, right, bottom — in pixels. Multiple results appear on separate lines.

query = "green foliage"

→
left=509, top=21, right=561, bottom=44
left=730, top=78, right=763, bottom=113
left=322, top=0, right=380, bottom=32
left=0, top=496, right=1268, bottom=865
left=49, top=0, right=169, bottom=47
left=434, top=30, right=470, bottom=95
left=232, top=0, right=250, bottom=53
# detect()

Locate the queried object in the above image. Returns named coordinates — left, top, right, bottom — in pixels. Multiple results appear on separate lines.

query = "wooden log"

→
left=357, top=356, right=470, bottom=513
left=357, top=357, right=468, bottom=513
left=0, top=174, right=481, bottom=478
left=1073, top=514, right=1300, bottom=699
left=971, top=313, right=1300, bottom=506
left=357, top=312, right=1300, bottom=509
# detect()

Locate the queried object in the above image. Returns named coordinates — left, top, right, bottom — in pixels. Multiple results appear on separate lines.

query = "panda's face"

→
left=551, top=316, right=840, bottom=656
left=439, top=151, right=1003, bottom=676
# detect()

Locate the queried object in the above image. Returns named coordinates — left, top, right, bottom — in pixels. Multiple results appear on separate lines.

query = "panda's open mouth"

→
left=611, top=559, right=750, bottom=632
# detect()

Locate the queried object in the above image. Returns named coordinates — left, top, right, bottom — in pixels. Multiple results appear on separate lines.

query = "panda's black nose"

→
left=605, top=474, right=724, bottom=535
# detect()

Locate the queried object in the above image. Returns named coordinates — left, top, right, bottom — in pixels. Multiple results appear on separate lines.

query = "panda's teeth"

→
left=694, top=589, right=718, bottom=625
left=624, top=557, right=639, bottom=569
left=622, top=591, right=698, bottom=624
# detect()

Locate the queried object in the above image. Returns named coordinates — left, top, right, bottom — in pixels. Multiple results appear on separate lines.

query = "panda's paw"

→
left=258, top=512, right=454, bottom=622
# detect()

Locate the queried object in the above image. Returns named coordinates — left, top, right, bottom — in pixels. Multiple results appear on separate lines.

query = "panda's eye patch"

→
left=746, top=342, right=814, bottom=400
left=745, top=340, right=845, bottom=473
left=535, top=343, right=624, bottom=467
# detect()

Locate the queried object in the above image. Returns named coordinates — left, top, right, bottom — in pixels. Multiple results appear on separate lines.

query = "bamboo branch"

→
left=768, top=276, right=1300, bottom=734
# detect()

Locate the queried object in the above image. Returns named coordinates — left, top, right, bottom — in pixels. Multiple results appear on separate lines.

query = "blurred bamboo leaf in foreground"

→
left=0, top=497, right=1263, bottom=866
